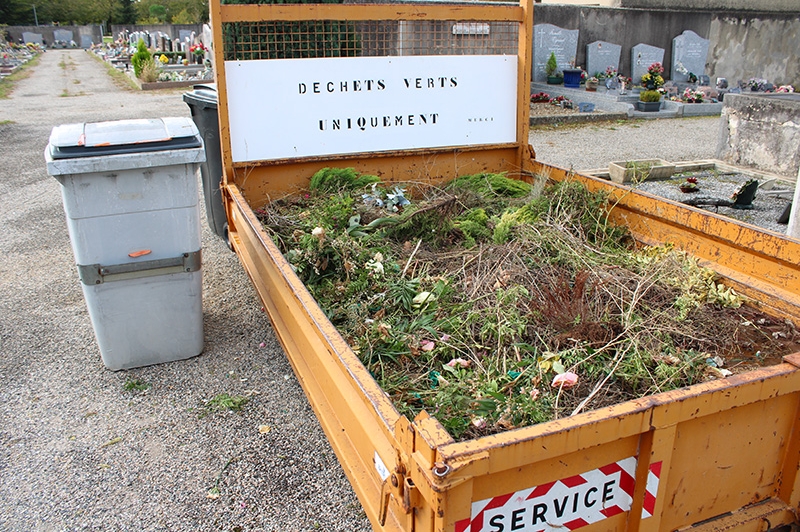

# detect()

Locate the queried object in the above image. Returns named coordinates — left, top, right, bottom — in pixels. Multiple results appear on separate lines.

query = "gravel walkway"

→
left=0, top=50, right=721, bottom=531
left=0, top=50, right=368, bottom=532
left=529, top=115, right=720, bottom=171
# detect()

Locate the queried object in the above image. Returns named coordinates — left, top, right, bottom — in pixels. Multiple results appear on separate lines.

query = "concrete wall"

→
left=614, top=0, right=799, bottom=13
left=534, top=5, right=799, bottom=87
left=707, top=14, right=800, bottom=87
left=5, top=25, right=103, bottom=48
left=716, top=93, right=800, bottom=179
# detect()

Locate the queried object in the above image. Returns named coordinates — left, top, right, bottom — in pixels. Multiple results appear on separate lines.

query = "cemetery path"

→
left=0, top=49, right=718, bottom=532
left=529, top=116, right=719, bottom=172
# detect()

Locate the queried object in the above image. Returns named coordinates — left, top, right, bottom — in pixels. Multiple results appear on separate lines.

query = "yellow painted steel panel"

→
left=219, top=3, right=526, bottom=23
left=210, top=1, right=800, bottom=530
left=660, top=395, right=798, bottom=530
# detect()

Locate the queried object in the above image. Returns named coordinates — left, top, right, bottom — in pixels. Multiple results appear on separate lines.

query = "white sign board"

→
left=454, top=458, right=663, bottom=532
left=224, top=55, right=517, bottom=162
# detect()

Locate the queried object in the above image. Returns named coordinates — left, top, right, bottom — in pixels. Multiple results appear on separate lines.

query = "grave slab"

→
left=671, top=30, right=709, bottom=82
left=533, top=23, right=579, bottom=83
left=53, top=29, right=73, bottom=43
left=631, top=43, right=664, bottom=85
left=586, top=40, right=621, bottom=79
left=22, top=32, right=43, bottom=45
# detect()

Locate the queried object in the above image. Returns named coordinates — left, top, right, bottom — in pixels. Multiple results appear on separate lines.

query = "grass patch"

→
left=530, top=118, right=646, bottom=133
left=123, top=378, right=151, bottom=392
left=0, top=53, right=43, bottom=99
left=200, top=393, right=250, bottom=418
left=0, top=120, right=14, bottom=125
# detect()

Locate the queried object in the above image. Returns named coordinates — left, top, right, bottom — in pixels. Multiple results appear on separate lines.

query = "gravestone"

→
left=22, top=32, right=43, bottom=45
left=203, top=24, right=213, bottom=63
left=663, top=80, right=679, bottom=97
left=631, top=43, right=665, bottom=85
left=53, top=29, right=73, bottom=44
left=671, top=30, right=709, bottom=82
left=179, top=30, right=193, bottom=43
left=80, top=35, right=94, bottom=49
left=586, top=40, right=621, bottom=79
left=533, top=23, right=579, bottom=83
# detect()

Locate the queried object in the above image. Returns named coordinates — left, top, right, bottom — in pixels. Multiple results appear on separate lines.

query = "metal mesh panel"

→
left=223, top=19, right=518, bottom=60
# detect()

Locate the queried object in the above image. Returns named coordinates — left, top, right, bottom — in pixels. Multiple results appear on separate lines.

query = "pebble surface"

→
left=0, top=49, right=791, bottom=532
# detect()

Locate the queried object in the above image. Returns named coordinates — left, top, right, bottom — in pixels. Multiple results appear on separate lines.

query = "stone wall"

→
left=707, top=14, right=800, bottom=88
left=534, top=5, right=799, bottom=87
left=5, top=25, right=102, bottom=48
left=614, top=0, right=798, bottom=13
left=716, top=93, right=800, bottom=179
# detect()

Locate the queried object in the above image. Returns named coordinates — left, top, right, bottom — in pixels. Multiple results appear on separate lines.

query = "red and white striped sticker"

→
left=455, top=457, right=662, bottom=532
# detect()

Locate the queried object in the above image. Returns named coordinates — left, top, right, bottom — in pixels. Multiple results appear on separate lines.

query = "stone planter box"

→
left=636, top=100, right=661, bottom=112
left=608, top=158, right=676, bottom=184
left=681, top=101, right=724, bottom=117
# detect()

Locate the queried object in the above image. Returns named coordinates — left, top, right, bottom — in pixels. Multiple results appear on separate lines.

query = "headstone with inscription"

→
left=533, top=23, right=579, bottom=83
left=631, top=43, right=665, bottom=85
left=202, top=24, right=213, bottom=65
left=586, top=41, right=621, bottom=79
left=53, top=29, right=73, bottom=44
left=671, top=30, right=709, bottom=82
left=22, top=32, right=43, bottom=45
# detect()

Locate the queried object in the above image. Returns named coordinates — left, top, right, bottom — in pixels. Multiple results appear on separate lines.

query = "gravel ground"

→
left=0, top=49, right=369, bottom=532
left=530, top=115, right=720, bottom=171
left=0, top=49, right=782, bottom=532
left=636, top=169, right=793, bottom=235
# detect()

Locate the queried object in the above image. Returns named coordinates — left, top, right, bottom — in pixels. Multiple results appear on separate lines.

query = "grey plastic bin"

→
left=45, top=117, right=206, bottom=370
left=183, top=84, right=227, bottom=240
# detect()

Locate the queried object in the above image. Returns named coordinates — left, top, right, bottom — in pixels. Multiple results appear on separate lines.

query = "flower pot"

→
left=680, top=186, right=699, bottom=193
left=562, top=68, right=582, bottom=89
left=585, top=80, right=598, bottom=91
left=546, top=76, right=563, bottom=85
left=636, top=101, right=661, bottom=112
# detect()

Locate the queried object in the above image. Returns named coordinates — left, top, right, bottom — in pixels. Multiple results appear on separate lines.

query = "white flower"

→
left=366, top=260, right=384, bottom=276
left=412, top=291, right=436, bottom=308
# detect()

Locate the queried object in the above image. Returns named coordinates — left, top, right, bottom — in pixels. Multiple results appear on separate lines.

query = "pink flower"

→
left=529, top=389, right=540, bottom=400
left=551, top=372, right=579, bottom=388
left=446, top=358, right=470, bottom=368
left=420, top=340, right=435, bottom=352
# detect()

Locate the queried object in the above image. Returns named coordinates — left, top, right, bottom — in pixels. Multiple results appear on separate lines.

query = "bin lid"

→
left=48, top=117, right=202, bottom=160
left=182, top=83, right=217, bottom=109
